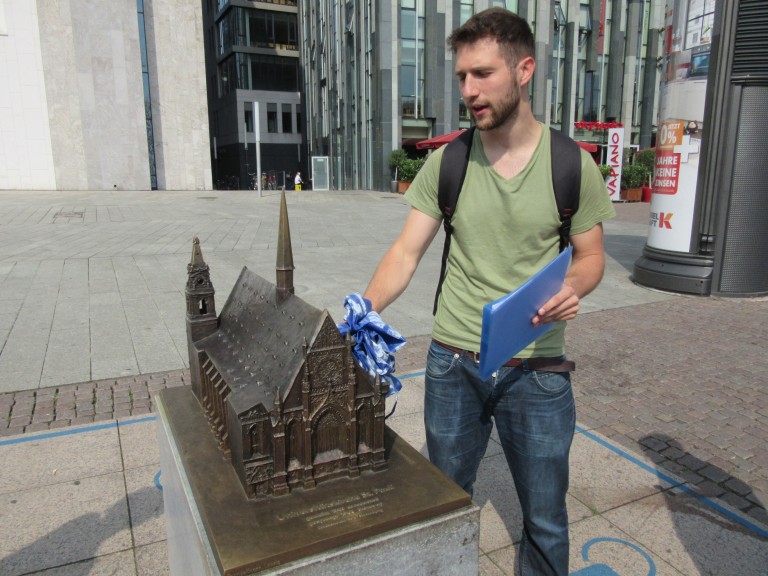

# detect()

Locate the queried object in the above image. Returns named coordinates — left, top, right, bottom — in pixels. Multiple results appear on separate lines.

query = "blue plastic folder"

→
left=478, top=246, right=573, bottom=380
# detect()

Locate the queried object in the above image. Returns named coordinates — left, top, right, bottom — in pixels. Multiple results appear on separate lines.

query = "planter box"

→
left=620, top=187, right=643, bottom=202
left=397, top=181, right=411, bottom=194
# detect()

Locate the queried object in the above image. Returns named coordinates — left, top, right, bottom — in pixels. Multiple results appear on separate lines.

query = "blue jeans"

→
left=424, top=341, right=575, bottom=576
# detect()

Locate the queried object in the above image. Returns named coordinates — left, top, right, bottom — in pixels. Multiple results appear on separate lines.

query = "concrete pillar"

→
left=532, top=1, right=553, bottom=122
left=605, top=0, right=625, bottom=122
left=620, top=0, right=643, bottom=143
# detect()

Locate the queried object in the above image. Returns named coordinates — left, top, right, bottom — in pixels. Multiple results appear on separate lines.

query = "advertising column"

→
left=646, top=0, right=711, bottom=252
left=633, top=0, right=716, bottom=294
left=648, top=119, right=701, bottom=249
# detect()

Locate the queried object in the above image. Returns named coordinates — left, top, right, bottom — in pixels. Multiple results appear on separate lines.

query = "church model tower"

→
left=184, top=191, right=388, bottom=498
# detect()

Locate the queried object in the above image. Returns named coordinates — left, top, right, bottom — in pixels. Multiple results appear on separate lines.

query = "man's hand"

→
left=531, top=223, right=606, bottom=326
left=532, top=281, right=579, bottom=326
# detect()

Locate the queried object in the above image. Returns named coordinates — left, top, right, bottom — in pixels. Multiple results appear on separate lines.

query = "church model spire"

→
left=186, top=237, right=217, bottom=323
left=276, top=190, right=295, bottom=303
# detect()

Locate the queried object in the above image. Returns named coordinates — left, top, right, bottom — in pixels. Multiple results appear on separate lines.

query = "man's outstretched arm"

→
left=364, top=208, right=441, bottom=313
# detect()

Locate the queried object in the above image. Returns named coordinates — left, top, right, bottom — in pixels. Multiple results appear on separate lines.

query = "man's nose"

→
left=461, top=76, right=479, bottom=99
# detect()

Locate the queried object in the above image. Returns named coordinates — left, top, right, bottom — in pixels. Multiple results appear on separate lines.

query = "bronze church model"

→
left=184, top=192, right=389, bottom=498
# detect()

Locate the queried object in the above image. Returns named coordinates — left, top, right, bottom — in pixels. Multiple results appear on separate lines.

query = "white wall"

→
left=0, top=0, right=212, bottom=191
left=146, top=0, right=212, bottom=190
left=0, top=0, right=56, bottom=190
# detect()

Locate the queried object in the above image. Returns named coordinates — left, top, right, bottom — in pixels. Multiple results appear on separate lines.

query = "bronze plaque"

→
left=160, top=387, right=471, bottom=575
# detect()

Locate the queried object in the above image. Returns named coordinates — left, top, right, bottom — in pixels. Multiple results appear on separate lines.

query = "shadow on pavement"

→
left=0, top=486, right=162, bottom=576
left=639, top=432, right=768, bottom=576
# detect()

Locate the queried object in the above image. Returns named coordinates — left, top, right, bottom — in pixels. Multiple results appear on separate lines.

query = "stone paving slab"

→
left=1, top=388, right=765, bottom=575
left=0, top=417, right=166, bottom=576
left=0, top=190, right=766, bottom=573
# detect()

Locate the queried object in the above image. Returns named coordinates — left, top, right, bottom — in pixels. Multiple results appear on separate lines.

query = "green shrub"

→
left=597, top=164, right=612, bottom=179
left=399, top=157, right=426, bottom=182
left=388, top=149, right=407, bottom=170
left=620, top=163, right=648, bottom=189
left=388, top=149, right=426, bottom=182
left=635, top=149, right=655, bottom=172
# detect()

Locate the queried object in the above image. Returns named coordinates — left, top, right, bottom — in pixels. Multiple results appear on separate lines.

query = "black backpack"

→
left=433, top=126, right=582, bottom=315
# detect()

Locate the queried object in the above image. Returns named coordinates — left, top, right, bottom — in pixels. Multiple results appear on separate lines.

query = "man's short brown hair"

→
left=447, top=8, right=535, bottom=68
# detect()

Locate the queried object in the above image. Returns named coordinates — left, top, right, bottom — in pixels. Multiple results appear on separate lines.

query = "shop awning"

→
left=416, top=129, right=468, bottom=150
left=416, top=131, right=599, bottom=153
left=576, top=141, right=599, bottom=153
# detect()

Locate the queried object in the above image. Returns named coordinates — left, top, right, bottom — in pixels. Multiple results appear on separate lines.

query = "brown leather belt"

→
left=433, top=339, right=575, bottom=372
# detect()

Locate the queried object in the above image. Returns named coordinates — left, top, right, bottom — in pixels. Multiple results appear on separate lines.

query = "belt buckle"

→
left=471, top=350, right=480, bottom=363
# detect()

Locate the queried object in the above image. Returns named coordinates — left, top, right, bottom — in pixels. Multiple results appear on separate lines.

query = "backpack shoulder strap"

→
left=549, top=128, right=581, bottom=252
left=433, top=127, right=475, bottom=315
left=437, top=128, right=475, bottom=220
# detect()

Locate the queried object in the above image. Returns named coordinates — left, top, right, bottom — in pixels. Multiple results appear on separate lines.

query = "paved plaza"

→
left=0, top=189, right=766, bottom=574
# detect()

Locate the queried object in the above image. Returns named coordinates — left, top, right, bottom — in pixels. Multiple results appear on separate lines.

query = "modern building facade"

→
left=0, top=0, right=211, bottom=191
left=202, top=0, right=305, bottom=190
left=299, top=0, right=666, bottom=191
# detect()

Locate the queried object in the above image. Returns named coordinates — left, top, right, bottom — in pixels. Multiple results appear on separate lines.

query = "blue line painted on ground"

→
left=1, top=392, right=765, bottom=540
left=0, top=416, right=157, bottom=447
left=576, top=425, right=768, bottom=539
left=399, top=370, right=426, bottom=380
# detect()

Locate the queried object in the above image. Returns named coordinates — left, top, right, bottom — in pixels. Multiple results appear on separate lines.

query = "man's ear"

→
left=517, top=56, right=536, bottom=87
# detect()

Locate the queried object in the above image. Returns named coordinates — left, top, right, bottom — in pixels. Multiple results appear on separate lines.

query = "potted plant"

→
left=597, top=164, right=612, bottom=181
left=388, top=149, right=407, bottom=193
left=620, top=163, right=648, bottom=202
left=388, top=149, right=426, bottom=193
left=634, top=148, right=656, bottom=202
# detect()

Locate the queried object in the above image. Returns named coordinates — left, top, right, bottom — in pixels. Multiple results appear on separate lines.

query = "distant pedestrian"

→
left=294, top=171, right=303, bottom=191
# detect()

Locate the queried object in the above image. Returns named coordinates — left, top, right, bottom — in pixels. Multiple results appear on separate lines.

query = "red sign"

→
left=653, top=151, right=680, bottom=195
left=574, top=121, right=624, bottom=131
left=598, top=0, right=607, bottom=55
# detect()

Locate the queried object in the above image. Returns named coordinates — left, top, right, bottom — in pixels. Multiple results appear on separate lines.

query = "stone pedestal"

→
left=156, top=388, right=479, bottom=575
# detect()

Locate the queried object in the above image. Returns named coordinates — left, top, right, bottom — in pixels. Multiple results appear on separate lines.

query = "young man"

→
left=363, top=9, right=615, bottom=576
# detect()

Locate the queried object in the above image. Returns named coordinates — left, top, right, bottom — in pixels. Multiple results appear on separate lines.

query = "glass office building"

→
left=299, top=0, right=665, bottom=191
left=202, top=0, right=306, bottom=189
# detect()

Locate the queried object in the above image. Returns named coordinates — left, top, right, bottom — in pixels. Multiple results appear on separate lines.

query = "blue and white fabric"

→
left=337, top=293, right=406, bottom=410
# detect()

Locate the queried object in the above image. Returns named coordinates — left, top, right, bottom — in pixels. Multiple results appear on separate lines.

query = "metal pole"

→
left=414, top=0, right=419, bottom=120
left=254, top=101, right=262, bottom=197
left=244, top=121, right=248, bottom=190
left=596, top=0, right=607, bottom=121
left=213, top=136, right=218, bottom=189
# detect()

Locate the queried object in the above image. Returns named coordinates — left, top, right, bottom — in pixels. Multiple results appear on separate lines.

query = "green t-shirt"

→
left=405, top=125, right=615, bottom=357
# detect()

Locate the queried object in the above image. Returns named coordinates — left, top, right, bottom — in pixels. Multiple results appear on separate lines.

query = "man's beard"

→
left=474, top=82, right=521, bottom=131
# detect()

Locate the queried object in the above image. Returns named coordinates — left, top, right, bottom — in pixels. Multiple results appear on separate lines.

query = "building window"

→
left=685, top=0, right=715, bottom=50
left=459, top=99, right=470, bottom=121
left=137, top=0, right=157, bottom=189
left=218, top=53, right=298, bottom=93
left=267, top=103, right=278, bottom=133
left=249, top=54, right=299, bottom=91
left=247, top=9, right=298, bottom=50
left=245, top=110, right=253, bottom=132
left=491, top=0, right=518, bottom=12
left=282, top=104, right=293, bottom=133
left=460, top=0, right=474, bottom=25
left=400, top=0, right=425, bottom=118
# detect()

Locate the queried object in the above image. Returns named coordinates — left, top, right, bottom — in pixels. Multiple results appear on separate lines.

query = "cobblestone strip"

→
left=0, top=371, right=191, bottom=437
